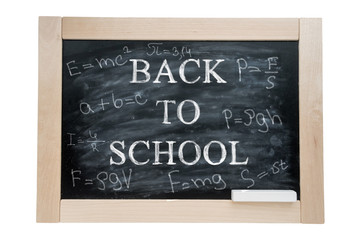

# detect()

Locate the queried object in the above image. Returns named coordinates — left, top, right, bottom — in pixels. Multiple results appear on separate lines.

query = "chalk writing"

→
left=236, top=56, right=280, bottom=89
left=222, top=108, right=282, bottom=132
left=168, top=170, right=226, bottom=193
left=66, top=130, right=105, bottom=152
left=109, top=140, right=249, bottom=166
left=146, top=43, right=192, bottom=60
left=65, top=46, right=132, bottom=77
left=79, top=92, right=148, bottom=115
left=239, top=160, right=289, bottom=189
left=62, top=40, right=299, bottom=199
left=71, top=168, right=132, bottom=191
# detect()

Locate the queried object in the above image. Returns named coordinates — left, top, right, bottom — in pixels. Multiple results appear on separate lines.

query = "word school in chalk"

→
left=110, top=140, right=250, bottom=166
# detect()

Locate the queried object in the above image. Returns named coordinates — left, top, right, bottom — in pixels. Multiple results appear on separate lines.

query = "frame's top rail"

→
left=62, top=18, right=299, bottom=40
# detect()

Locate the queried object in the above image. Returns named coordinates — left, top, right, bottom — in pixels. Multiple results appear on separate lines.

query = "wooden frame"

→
left=37, top=17, right=323, bottom=223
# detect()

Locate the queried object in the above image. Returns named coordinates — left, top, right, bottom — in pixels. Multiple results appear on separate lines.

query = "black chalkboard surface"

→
left=61, top=40, right=299, bottom=199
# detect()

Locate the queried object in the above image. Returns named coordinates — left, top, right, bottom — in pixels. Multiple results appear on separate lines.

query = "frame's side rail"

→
left=60, top=200, right=301, bottom=223
left=37, top=16, right=62, bottom=222
left=299, top=18, right=324, bottom=223
left=62, top=18, right=299, bottom=40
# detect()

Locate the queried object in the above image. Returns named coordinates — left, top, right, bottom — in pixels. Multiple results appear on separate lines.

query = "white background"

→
left=0, top=0, right=359, bottom=239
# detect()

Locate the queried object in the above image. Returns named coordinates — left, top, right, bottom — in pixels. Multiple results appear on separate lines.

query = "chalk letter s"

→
left=109, top=141, right=126, bottom=165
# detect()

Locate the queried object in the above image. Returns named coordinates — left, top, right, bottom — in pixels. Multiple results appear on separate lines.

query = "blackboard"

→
left=61, top=40, right=299, bottom=199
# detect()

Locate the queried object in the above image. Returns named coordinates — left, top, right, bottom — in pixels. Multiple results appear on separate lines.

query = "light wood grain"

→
left=60, top=200, right=300, bottom=223
left=37, top=17, right=62, bottom=223
left=62, top=18, right=299, bottom=40
left=36, top=17, right=324, bottom=223
left=299, top=18, right=324, bottom=223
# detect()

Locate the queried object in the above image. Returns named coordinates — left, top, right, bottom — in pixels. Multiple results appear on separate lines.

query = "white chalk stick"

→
left=231, top=190, right=297, bottom=202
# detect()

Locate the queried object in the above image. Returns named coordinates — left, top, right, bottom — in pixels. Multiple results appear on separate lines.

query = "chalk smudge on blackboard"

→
left=62, top=41, right=299, bottom=199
